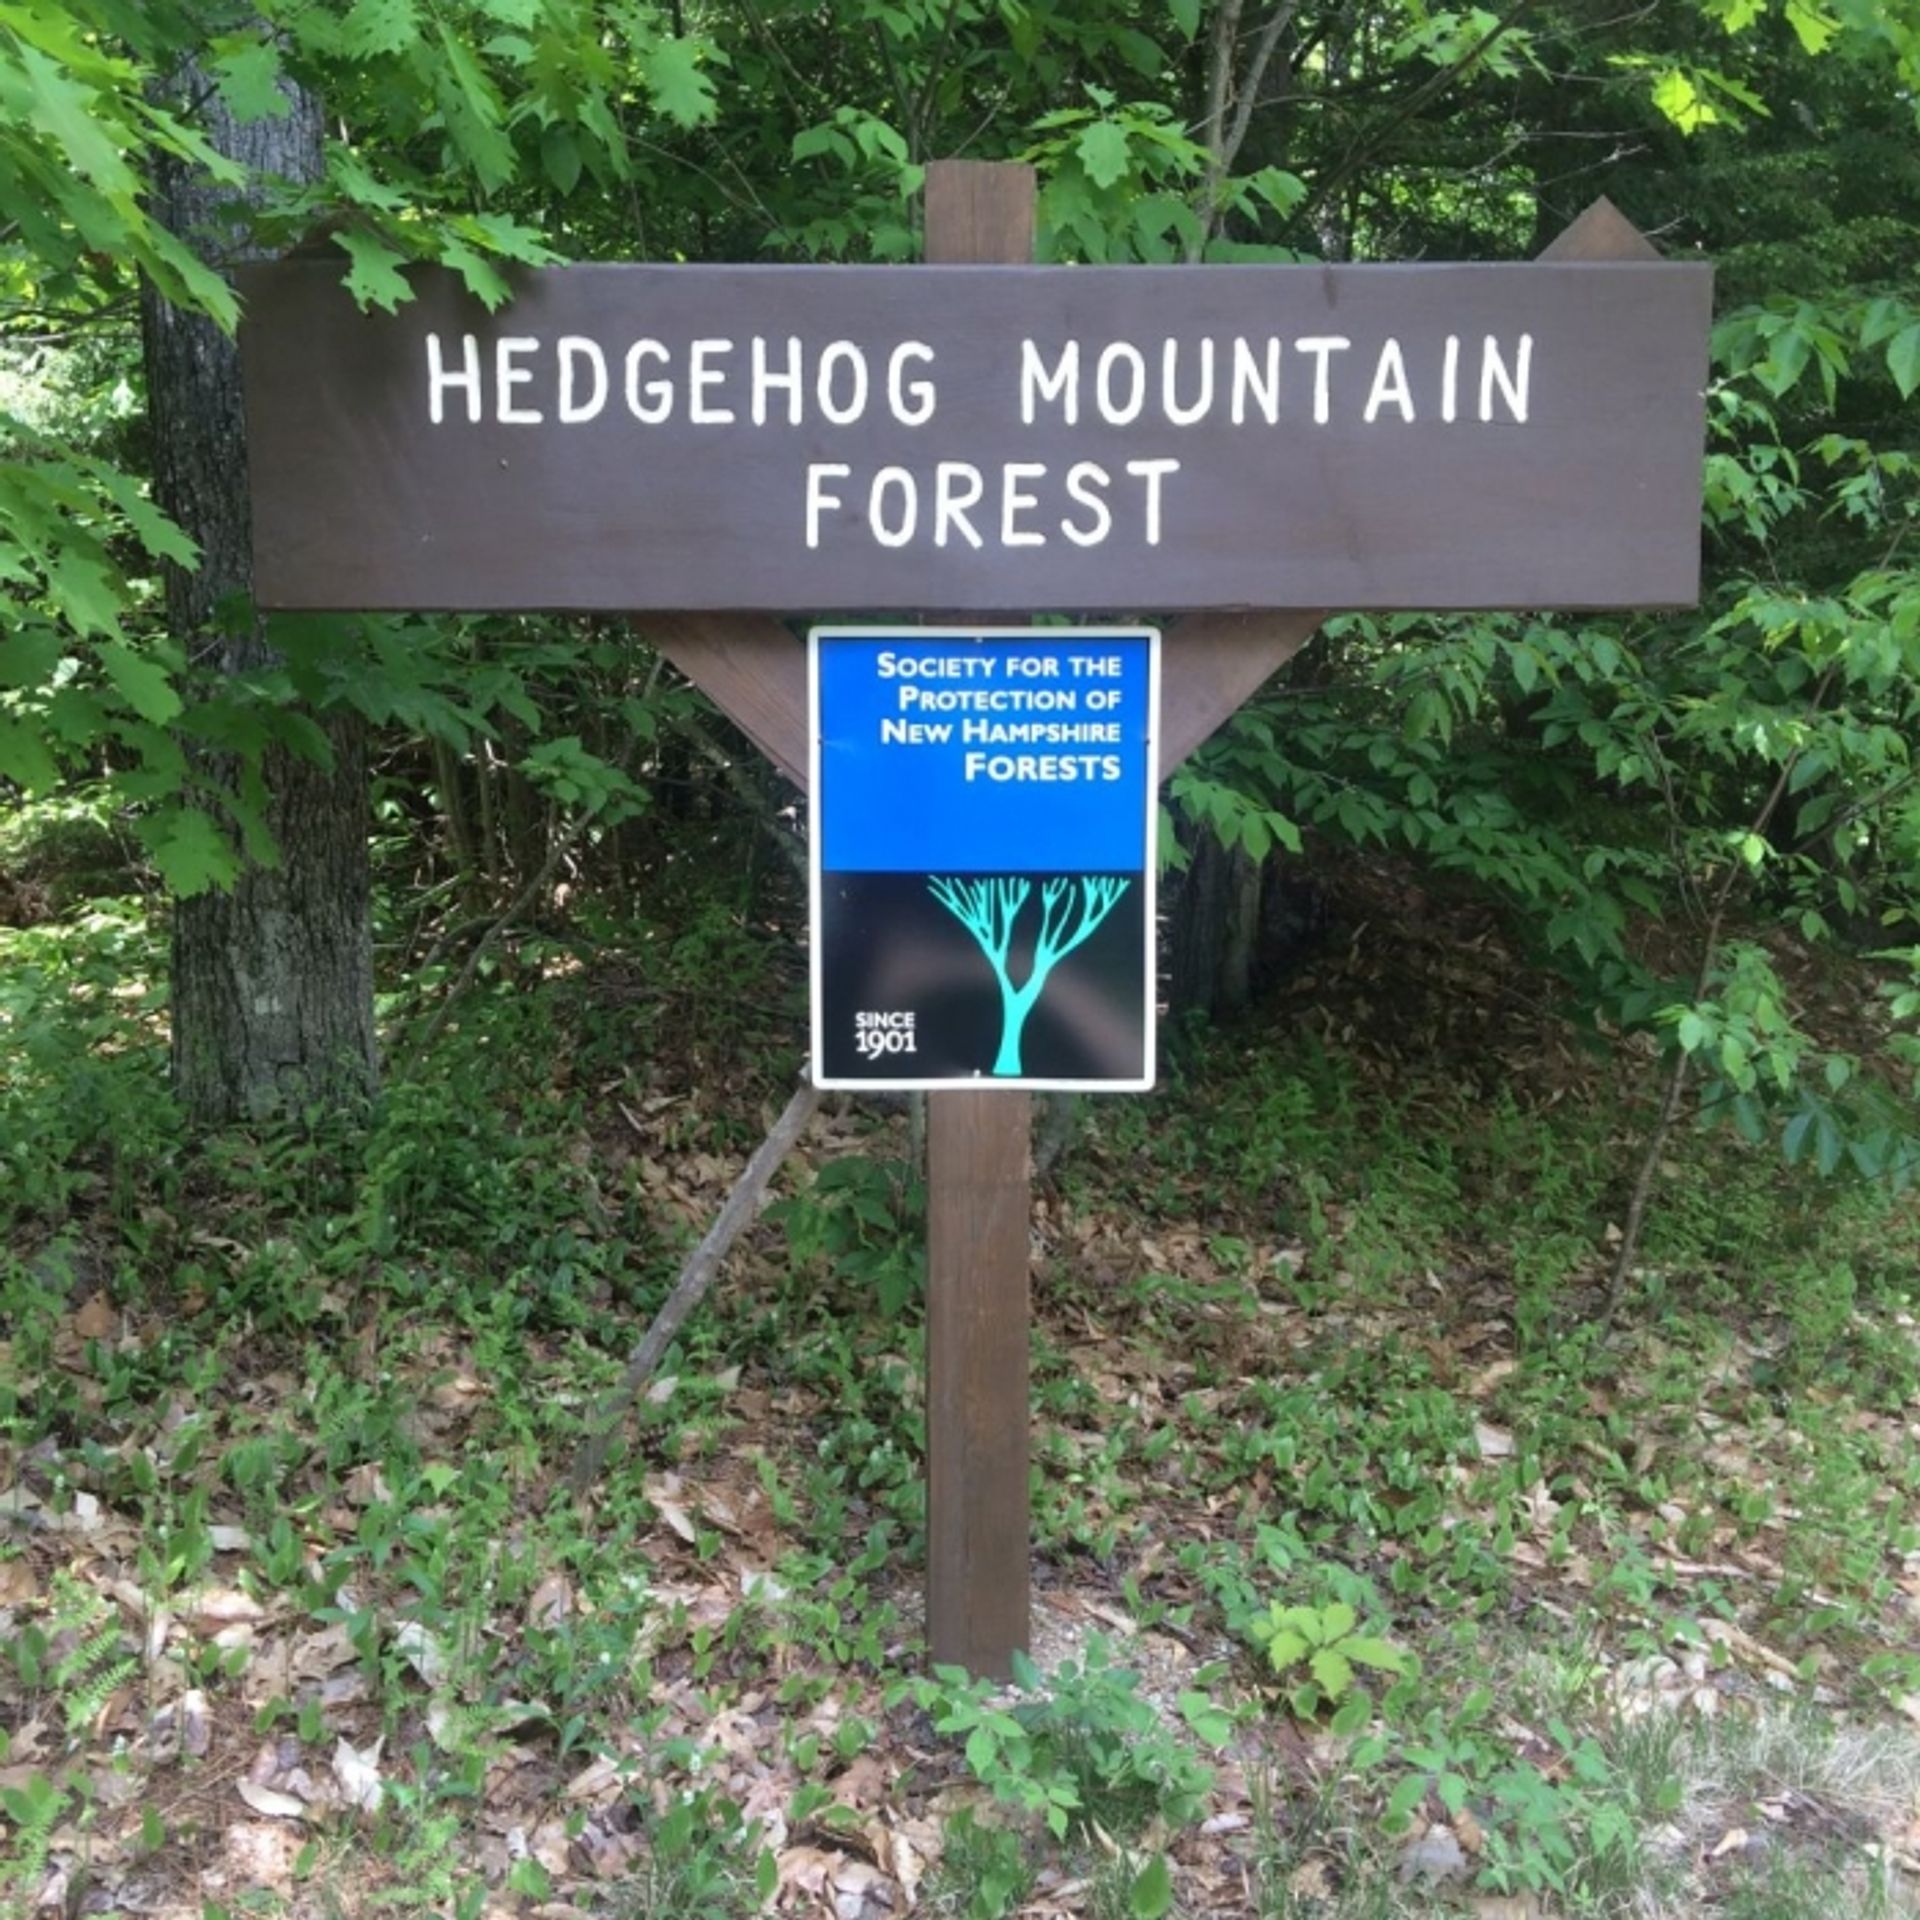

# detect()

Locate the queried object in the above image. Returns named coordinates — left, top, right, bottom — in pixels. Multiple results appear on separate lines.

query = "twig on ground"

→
left=568, top=1075, right=823, bottom=1496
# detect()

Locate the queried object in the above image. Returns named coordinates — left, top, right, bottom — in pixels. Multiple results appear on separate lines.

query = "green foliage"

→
left=907, top=1638, right=1215, bottom=1842
left=925, top=1807, right=1036, bottom=1920
left=767, top=1153, right=923, bottom=1319
left=1246, top=1598, right=1414, bottom=1729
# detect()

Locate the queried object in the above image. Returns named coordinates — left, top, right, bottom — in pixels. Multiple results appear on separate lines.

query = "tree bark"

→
left=142, top=58, right=377, bottom=1123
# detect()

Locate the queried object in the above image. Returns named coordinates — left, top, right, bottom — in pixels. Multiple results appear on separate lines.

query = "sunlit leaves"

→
left=643, top=35, right=717, bottom=129
left=209, top=35, right=289, bottom=122
left=333, top=228, right=411, bottom=311
left=1075, top=118, right=1132, bottom=191
left=140, top=803, right=240, bottom=897
left=1888, top=324, right=1920, bottom=400
left=340, top=0, right=418, bottom=59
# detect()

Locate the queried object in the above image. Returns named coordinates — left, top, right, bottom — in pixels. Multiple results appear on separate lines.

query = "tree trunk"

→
left=142, top=58, right=377, bottom=1123
left=1167, top=826, right=1261, bottom=1018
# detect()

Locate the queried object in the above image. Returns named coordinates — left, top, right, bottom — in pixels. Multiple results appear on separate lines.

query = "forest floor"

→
left=3, top=833, right=1920, bottom=1920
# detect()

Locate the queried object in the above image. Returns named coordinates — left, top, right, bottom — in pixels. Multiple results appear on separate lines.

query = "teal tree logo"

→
left=927, top=875, right=1131, bottom=1077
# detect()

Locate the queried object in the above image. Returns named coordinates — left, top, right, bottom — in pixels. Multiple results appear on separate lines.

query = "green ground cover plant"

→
left=4, top=825, right=1919, bottom=1916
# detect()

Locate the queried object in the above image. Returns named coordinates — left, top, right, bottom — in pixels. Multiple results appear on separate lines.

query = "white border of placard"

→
left=809, top=625, right=1160, bottom=1093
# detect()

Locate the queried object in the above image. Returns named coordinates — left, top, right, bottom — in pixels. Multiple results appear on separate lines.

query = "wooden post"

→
left=922, top=159, right=1038, bottom=1678
left=646, top=189, right=1658, bottom=1683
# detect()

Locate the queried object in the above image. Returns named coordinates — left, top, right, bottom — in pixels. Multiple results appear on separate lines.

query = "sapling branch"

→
left=1605, top=662, right=1841, bottom=1314
left=569, top=1075, right=823, bottom=1496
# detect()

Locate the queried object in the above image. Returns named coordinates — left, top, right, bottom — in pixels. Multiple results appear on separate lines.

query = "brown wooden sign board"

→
left=238, top=257, right=1710, bottom=615
left=236, top=166, right=1709, bottom=1683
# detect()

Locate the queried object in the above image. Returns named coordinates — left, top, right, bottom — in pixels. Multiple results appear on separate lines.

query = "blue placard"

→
left=810, top=627, right=1158, bottom=1092
left=817, top=634, right=1153, bottom=874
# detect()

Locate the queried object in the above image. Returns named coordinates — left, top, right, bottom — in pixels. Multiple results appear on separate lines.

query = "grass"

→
left=3, top=822, right=1919, bottom=1918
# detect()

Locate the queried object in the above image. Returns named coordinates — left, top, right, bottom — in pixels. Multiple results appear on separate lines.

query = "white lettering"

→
left=688, top=338, right=734, bottom=424
left=1126, top=458, right=1180, bottom=546
left=1480, top=333, right=1533, bottom=423
left=817, top=341, right=869, bottom=425
left=495, top=336, right=542, bottom=425
left=1363, top=337, right=1415, bottom=424
left=1021, top=339, right=1079, bottom=425
left=751, top=335, right=803, bottom=426
left=624, top=341, right=672, bottom=423
left=1061, top=461, right=1112, bottom=547
left=806, top=463, right=850, bottom=548
left=426, top=332, right=482, bottom=425
left=934, top=462, right=986, bottom=549
left=1231, top=337, right=1280, bottom=425
left=1163, top=337, right=1215, bottom=426
left=557, top=336, right=607, bottom=424
left=1002, top=463, right=1046, bottom=547
left=1295, top=336, right=1351, bottom=425
left=1442, top=333, right=1460, bottom=423
left=869, top=466, right=917, bottom=547
left=888, top=342, right=937, bottom=426
left=1095, top=342, right=1146, bottom=425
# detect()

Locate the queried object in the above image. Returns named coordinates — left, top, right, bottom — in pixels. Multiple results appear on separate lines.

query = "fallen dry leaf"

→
left=72, top=1294, right=116, bottom=1341
left=185, top=1588, right=266, bottom=1633
left=217, top=1820, right=305, bottom=1888
left=237, top=1780, right=308, bottom=1821
left=644, top=1473, right=698, bottom=1544
left=527, top=1572, right=573, bottom=1628
left=393, top=1619, right=451, bottom=1685
left=333, top=1734, right=384, bottom=1812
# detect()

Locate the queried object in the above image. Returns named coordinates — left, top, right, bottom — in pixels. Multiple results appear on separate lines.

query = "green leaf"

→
left=1383, top=1774, right=1428, bottom=1831
left=438, top=238, right=511, bottom=312
left=341, top=0, right=419, bottom=57
left=334, top=230, right=413, bottom=313
left=1329, top=1688, right=1372, bottom=1736
left=1309, top=1648, right=1353, bottom=1698
left=1760, top=326, right=1812, bottom=395
left=0, top=628, right=66, bottom=691
left=1168, top=0, right=1201, bottom=39
left=0, top=716, right=60, bottom=792
left=1784, top=0, right=1841, bottom=54
left=434, top=23, right=516, bottom=188
left=1887, top=324, right=1920, bottom=401
left=210, top=39, right=289, bottom=121
left=504, top=1858, right=550, bottom=1898
left=145, top=807, right=238, bottom=897
left=100, top=642, right=181, bottom=725
left=1076, top=120, right=1132, bottom=190
left=17, top=45, right=135, bottom=191
left=1341, top=1636, right=1410, bottom=1674
left=46, top=553, right=123, bottom=638
left=541, top=122, right=582, bottom=195
left=1651, top=68, right=1719, bottom=134
left=1129, top=1854, right=1174, bottom=1920
left=1262, top=1628, right=1309, bottom=1671
left=1177, top=1692, right=1233, bottom=1747
left=646, top=38, right=717, bottom=129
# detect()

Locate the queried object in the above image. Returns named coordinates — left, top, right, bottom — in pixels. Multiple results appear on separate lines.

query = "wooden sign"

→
left=238, top=259, right=1711, bottom=615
